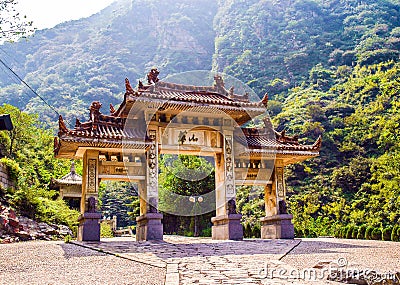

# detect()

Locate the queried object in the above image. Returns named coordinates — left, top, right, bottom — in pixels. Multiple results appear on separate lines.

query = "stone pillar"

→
left=260, top=165, right=294, bottom=239
left=78, top=150, right=101, bottom=241
left=212, top=134, right=243, bottom=240
left=136, top=129, right=163, bottom=241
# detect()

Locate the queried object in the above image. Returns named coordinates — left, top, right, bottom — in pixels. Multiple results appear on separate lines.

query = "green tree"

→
left=158, top=154, right=215, bottom=235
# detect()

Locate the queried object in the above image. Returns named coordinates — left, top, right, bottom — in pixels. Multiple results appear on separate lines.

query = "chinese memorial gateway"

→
left=54, top=69, right=321, bottom=241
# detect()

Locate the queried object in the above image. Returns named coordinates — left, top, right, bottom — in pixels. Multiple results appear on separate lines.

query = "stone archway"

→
left=54, top=70, right=321, bottom=242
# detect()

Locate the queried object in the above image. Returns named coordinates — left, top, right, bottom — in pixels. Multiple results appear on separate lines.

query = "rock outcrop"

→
left=0, top=204, right=73, bottom=243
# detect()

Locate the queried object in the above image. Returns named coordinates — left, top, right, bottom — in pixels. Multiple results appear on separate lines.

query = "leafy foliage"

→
left=98, top=181, right=138, bottom=228
left=0, top=104, right=78, bottom=229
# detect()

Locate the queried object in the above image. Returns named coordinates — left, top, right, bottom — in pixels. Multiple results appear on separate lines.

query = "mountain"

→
left=0, top=0, right=217, bottom=125
left=1, top=0, right=400, bottom=126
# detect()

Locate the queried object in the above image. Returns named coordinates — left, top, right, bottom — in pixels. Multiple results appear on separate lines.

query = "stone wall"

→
left=0, top=162, right=15, bottom=190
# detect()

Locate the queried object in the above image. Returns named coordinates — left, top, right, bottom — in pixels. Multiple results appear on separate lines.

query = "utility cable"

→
left=0, top=57, right=71, bottom=127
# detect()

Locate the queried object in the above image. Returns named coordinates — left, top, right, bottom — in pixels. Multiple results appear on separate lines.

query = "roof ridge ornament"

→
left=261, top=92, right=268, bottom=107
left=147, top=68, right=160, bottom=85
left=58, top=115, right=68, bottom=134
left=125, top=78, right=135, bottom=94
left=110, top=103, right=116, bottom=115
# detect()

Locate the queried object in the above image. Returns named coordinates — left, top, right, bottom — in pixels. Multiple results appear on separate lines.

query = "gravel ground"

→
left=0, top=241, right=166, bottom=285
left=282, top=238, right=400, bottom=273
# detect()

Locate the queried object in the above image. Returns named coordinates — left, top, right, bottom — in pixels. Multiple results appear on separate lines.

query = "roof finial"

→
left=125, top=78, right=135, bottom=93
left=147, top=68, right=160, bottom=84
left=70, top=161, right=76, bottom=174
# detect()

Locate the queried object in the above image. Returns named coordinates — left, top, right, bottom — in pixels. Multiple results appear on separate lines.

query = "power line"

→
left=0, top=57, right=69, bottom=126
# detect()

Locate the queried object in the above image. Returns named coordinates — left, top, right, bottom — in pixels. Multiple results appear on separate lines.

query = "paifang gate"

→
left=54, top=69, right=321, bottom=242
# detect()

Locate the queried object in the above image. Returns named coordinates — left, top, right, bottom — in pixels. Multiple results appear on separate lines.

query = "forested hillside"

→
left=0, top=0, right=217, bottom=125
left=0, top=0, right=400, bottom=238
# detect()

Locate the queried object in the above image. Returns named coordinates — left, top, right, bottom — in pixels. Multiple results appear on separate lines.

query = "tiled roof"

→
left=235, top=124, right=321, bottom=155
left=54, top=101, right=150, bottom=157
left=57, top=102, right=148, bottom=143
left=138, top=81, right=264, bottom=108
left=53, top=163, right=82, bottom=185
left=238, top=135, right=321, bottom=152
left=113, top=76, right=267, bottom=120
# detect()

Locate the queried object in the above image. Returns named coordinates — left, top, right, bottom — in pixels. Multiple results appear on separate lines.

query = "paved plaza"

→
left=1, top=236, right=399, bottom=284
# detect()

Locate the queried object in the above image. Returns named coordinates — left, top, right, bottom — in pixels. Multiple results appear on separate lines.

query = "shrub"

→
left=201, top=227, right=211, bottom=237
left=391, top=226, right=400, bottom=242
left=253, top=223, right=261, bottom=238
left=352, top=226, right=359, bottom=239
left=371, top=228, right=382, bottom=240
left=382, top=227, right=392, bottom=241
left=333, top=226, right=341, bottom=238
left=346, top=225, right=354, bottom=239
left=357, top=225, right=367, bottom=239
left=365, top=226, right=374, bottom=240
left=244, top=223, right=252, bottom=238
left=100, top=221, right=114, bottom=238
left=294, top=226, right=302, bottom=238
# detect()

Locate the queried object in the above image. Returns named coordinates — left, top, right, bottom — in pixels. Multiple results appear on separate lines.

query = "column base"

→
left=260, top=214, right=294, bottom=239
left=136, top=213, right=163, bottom=241
left=211, top=214, right=243, bottom=240
left=78, top=212, right=102, bottom=241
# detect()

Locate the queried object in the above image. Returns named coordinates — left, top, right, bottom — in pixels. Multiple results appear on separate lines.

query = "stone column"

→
left=260, top=165, right=294, bottom=239
left=136, top=129, right=163, bottom=241
left=78, top=149, right=101, bottom=241
left=211, top=134, right=243, bottom=240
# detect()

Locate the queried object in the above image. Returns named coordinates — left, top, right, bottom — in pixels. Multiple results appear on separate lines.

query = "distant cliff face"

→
left=0, top=0, right=400, bottom=124
left=0, top=0, right=217, bottom=124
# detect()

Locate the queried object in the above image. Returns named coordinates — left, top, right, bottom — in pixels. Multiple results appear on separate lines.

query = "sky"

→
left=16, top=0, right=116, bottom=30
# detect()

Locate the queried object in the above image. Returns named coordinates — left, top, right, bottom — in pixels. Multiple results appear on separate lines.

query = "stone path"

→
left=0, top=240, right=165, bottom=285
left=73, top=236, right=400, bottom=285
left=1, top=237, right=399, bottom=284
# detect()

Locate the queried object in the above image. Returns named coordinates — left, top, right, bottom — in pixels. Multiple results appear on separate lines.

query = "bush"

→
left=100, top=221, right=114, bottom=238
left=357, top=225, right=367, bottom=239
left=253, top=223, right=261, bottom=238
left=201, top=227, right=211, bottom=237
left=382, top=227, right=392, bottom=241
left=391, top=226, right=399, bottom=242
left=346, top=225, right=354, bottom=239
left=244, top=223, right=252, bottom=238
left=351, top=226, right=358, bottom=239
left=371, top=228, right=382, bottom=240
left=365, top=226, right=374, bottom=240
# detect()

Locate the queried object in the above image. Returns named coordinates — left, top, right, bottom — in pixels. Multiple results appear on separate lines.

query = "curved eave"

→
left=54, top=135, right=150, bottom=159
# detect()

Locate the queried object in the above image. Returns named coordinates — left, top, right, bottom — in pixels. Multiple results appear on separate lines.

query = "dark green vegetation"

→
left=98, top=181, right=139, bottom=228
left=0, top=0, right=399, bottom=238
left=283, top=61, right=400, bottom=239
left=159, top=155, right=215, bottom=236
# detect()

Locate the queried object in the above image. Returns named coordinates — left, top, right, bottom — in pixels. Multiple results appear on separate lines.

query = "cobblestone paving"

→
left=74, top=236, right=351, bottom=285
left=4, top=237, right=396, bottom=285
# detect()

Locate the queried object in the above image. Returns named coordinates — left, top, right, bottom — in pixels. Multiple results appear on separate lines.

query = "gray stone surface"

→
left=1, top=236, right=399, bottom=285
left=0, top=240, right=165, bottom=285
